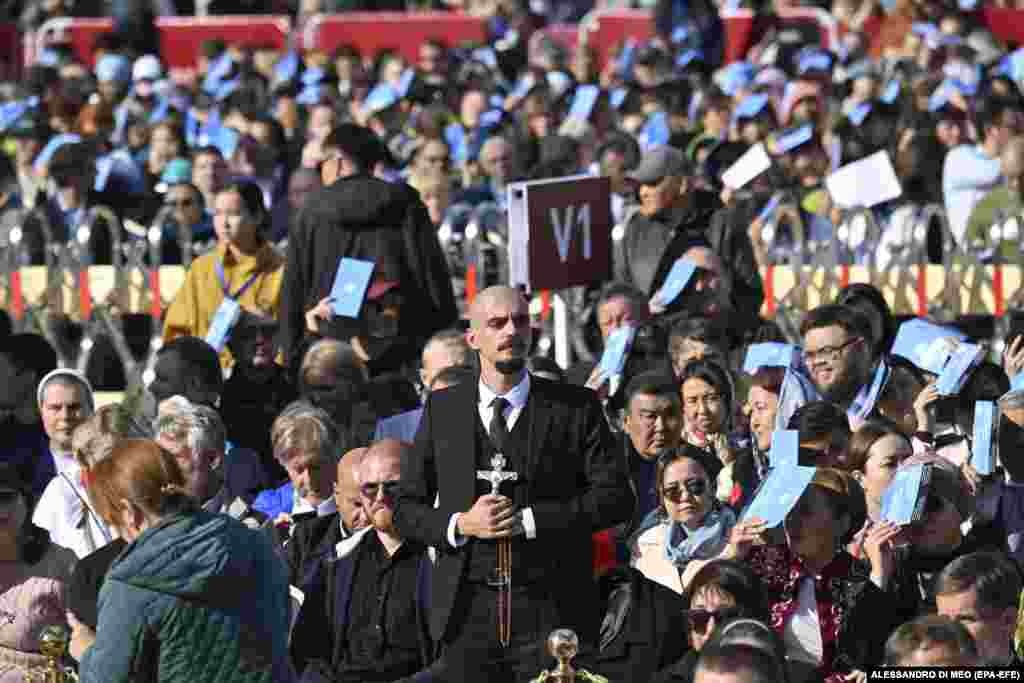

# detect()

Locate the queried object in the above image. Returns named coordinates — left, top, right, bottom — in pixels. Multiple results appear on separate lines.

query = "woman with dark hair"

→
left=836, top=284, right=895, bottom=359
left=649, top=559, right=768, bottom=683
left=845, top=418, right=915, bottom=524
left=629, top=446, right=734, bottom=594
left=0, top=463, right=76, bottom=682
left=678, top=359, right=737, bottom=499
left=162, top=179, right=284, bottom=369
left=726, top=468, right=902, bottom=682
left=730, top=366, right=784, bottom=510
left=72, top=439, right=295, bottom=682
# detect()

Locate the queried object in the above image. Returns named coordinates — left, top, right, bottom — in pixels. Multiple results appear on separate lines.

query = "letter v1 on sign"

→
left=507, top=174, right=612, bottom=291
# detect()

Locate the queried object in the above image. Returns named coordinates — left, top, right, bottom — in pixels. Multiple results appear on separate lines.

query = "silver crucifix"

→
left=477, top=453, right=518, bottom=494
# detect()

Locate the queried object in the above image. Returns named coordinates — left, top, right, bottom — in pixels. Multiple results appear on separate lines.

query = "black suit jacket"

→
left=392, top=374, right=635, bottom=645
left=288, top=513, right=345, bottom=590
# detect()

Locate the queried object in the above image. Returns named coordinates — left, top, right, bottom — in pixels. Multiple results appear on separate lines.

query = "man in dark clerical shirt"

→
left=290, top=439, right=433, bottom=683
left=288, top=445, right=371, bottom=590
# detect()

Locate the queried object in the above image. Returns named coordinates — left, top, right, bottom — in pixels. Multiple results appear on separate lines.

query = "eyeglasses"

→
left=803, top=337, right=861, bottom=364
left=165, top=198, right=196, bottom=208
left=421, top=155, right=449, bottom=167
left=685, top=607, right=742, bottom=633
left=360, top=480, right=400, bottom=500
left=0, top=489, right=21, bottom=505
left=662, top=478, right=708, bottom=503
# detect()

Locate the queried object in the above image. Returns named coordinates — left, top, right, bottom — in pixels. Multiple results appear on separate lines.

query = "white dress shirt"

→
left=32, top=451, right=113, bottom=559
left=447, top=372, right=537, bottom=547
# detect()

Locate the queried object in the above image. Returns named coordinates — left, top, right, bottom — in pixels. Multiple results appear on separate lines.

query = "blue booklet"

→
left=880, top=463, right=932, bottom=525
left=597, top=325, right=636, bottom=378
left=650, top=258, right=696, bottom=309
left=972, top=401, right=998, bottom=476
left=331, top=258, right=375, bottom=318
left=743, top=343, right=796, bottom=374
left=768, top=430, right=799, bottom=469
left=890, top=318, right=966, bottom=374
left=568, top=85, right=601, bottom=121
left=773, top=124, right=814, bottom=154
left=741, top=465, right=816, bottom=528
left=935, top=343, right=984, bottom=396
left=205, top=298, right=242, bottom=353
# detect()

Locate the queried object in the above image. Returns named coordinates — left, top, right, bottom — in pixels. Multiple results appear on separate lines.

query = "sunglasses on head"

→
left=663, top=478, right=708, bottom=503
left=360, top=480, right=400, bottom=500
left=685, top=607, right=742, bottom=633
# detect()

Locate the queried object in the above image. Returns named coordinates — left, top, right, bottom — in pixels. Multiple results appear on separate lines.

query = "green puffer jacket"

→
left=79, top=510, right=296, bottom=683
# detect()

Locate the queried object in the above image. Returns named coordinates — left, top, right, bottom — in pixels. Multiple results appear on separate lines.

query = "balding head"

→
left=480, top=136, right=514, bottom=184
left=360, top=439, right=405, bottom=534
left=467, top=286, right=532, bottom=377
left=335, top=446, right=369, bottom=533
left=1003, top=136, right=1024, bottom=197
left=421, top=329, right=472, bottom=390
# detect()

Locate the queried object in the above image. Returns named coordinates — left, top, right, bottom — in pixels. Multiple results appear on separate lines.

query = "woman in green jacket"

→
left=71, top=439, right=296, bottom=683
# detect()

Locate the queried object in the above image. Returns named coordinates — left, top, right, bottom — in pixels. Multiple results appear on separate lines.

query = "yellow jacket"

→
left=162, top=241, right=285, bottom=369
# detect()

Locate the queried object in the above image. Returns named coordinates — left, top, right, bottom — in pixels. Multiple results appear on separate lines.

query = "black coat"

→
left=615, top=189, right=721, bottom=297
left=597, top=567, right=689, bottom=683
left=221, top=364, right=297, bottom=486
left=392, top=375, right=635, bottom=646
left=287, top=512, right=346, bottom=590
left=278, top=174, right=458, bottom=375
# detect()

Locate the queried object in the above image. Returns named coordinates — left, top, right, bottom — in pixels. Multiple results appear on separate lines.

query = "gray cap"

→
left=626, top=145, right=688, bottom=184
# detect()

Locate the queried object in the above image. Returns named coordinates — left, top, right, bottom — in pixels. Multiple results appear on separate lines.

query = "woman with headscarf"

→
left=629, top=446, right=735, bottom=594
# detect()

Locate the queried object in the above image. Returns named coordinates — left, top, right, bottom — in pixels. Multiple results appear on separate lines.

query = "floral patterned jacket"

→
left=747, top=544, right=899, bottom=683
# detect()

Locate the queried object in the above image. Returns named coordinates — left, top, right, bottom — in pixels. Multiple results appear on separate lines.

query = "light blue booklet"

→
left=741, top=465, right=816, bottom=528
left=331, top=258, right=375, bottom=318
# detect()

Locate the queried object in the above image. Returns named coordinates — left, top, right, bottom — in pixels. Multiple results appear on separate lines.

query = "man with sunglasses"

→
left=291, top=439, right=434, bottom=682
left=394, top=285, right=634, bottom=682
left=800, top=304, right=876, bottom=414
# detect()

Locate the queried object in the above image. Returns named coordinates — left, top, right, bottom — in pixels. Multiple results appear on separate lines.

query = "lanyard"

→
left=215, top=258, right=260, bottom=300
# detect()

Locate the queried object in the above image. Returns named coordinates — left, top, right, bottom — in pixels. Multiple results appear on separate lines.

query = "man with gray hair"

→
left=154, top=395, right=265, bottom=519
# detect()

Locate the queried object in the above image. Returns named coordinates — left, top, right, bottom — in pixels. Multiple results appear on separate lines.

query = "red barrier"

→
left=582, top=7, right=840, bottom=70
left=28, top=15, right=290, bottom=69
left=301, top=12, right=487, bottom=64
left=980, top=8, right=1024, bottom=47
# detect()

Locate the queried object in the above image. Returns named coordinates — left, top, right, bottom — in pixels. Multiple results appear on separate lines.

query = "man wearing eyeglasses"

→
left=800, top=304, right=876, bottom=414
left=160, top=182, right=214, bottom=263
left=291, top=439, right=434, bottom=683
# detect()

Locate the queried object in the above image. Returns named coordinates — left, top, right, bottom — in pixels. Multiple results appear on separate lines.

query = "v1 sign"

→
left=508, top=175, right=612, bottom=291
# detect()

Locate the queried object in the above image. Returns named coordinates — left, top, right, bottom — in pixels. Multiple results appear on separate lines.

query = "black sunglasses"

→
left=165, top=198, right=196, bottom=208
left=685, top=607, right=742, bottom=633
left=663, top=478, right=708, bottom=503
left=360, top=480, right=400, bottom=500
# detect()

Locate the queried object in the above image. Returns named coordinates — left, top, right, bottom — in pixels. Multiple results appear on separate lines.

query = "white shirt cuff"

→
left=522, top=507, right=537, bottom=539
left=447, top=513, right=468, bottom=548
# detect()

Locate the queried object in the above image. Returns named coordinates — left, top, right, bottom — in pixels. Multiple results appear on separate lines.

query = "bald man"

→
left=291, top=439, right=434, bottom=682
left=287, top=447, right=370, bottom=589
left=393, top=286, right=633, bottom=682
left=966, top=135, right=1024, bottom=260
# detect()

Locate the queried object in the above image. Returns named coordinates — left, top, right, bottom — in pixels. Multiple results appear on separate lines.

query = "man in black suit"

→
left=393, top=285, right=635, bottom=681
left=288, top=445, right=370, bottom=590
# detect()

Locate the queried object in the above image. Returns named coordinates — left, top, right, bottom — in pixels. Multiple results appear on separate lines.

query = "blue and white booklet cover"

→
left=742, top=465, right=815, bottom=528
left=768, top=430, right=799, bottom=469
left=972, top=400, right=998, bottom=476
left=597, top=325, right=636, bottom=378
left=205, top=298, right=242, bottom=353
left=880, top=463, right=932, bottom=525
left=331, top=258, right=375, bottom=318
left=650, top=258, right=697, bottom=310
left=743, top=343, right=797, bottom=374
left=935, top=343, right=985, bottom=396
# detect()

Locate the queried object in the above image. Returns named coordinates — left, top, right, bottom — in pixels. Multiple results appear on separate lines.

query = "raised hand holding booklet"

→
left=331, top=258, right=375, bottom=318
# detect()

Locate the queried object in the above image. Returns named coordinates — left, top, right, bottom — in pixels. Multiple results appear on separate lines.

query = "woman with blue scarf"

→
left=630, top=446, right=736, bottom=594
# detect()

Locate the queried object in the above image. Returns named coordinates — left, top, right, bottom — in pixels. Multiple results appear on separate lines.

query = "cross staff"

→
left=476, top=453, right=518, bottom=647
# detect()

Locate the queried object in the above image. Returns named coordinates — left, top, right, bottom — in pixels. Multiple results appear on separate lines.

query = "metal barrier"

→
left=460, top=202, right=506, bottom=306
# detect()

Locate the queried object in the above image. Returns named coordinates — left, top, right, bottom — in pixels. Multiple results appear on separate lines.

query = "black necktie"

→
left=489, top=397, right=510, bottom=454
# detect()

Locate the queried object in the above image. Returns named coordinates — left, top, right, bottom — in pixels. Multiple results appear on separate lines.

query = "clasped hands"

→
left=457, top=494, right=525, bottom=539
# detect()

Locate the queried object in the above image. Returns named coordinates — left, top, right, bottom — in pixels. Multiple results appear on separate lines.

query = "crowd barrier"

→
left=26, top=15, right=290, bottom=70
left=299, top=12, right=488, bottom=64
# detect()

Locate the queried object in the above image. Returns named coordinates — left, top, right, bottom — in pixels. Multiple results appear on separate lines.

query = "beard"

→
left=494, top=357, right=526, bottom=375
left=818, top=366, right=862, bottom=405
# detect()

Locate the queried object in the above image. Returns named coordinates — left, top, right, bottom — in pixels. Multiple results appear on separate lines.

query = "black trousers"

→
left=436, top=582, right=569, bottom=683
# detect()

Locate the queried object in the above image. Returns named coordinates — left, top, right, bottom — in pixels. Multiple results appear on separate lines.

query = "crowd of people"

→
left=4, top=0, right=1024, bottom=681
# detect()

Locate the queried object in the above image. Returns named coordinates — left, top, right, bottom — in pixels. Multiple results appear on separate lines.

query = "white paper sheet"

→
left=721, top=142, right=771, bottom=190
left=825, top=150, right=902, bottom=209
